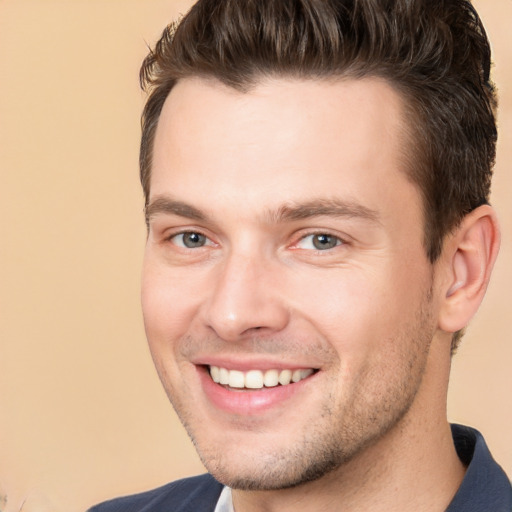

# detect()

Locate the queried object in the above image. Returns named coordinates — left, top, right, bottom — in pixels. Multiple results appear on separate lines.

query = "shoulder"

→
left=87, top=474, right=224, bottom=512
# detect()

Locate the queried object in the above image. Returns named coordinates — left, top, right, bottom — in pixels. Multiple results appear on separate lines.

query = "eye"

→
left=170, top=231, right=212, bottom=249
left=296, top=233, right=342, bottom=251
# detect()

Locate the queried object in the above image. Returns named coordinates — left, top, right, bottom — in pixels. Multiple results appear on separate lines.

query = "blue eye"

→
left=297, top=234, right=342, bottom=250
left=172, top=232, right=210, bottom=248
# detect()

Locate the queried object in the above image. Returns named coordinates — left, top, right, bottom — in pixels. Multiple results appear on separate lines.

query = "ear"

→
left=437, top=205, right=500, bottom=334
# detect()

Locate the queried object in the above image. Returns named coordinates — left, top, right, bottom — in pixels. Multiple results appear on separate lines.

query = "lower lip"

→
left=198, top=367, right=315, bottom=416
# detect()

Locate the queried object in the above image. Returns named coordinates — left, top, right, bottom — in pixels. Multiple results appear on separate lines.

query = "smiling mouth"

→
left=208, top=366, right=317, bottom=390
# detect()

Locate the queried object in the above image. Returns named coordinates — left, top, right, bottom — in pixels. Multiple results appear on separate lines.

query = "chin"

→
left=210, top=459, right=341, bottom=491
left=191, top=429, right=367, bottom=491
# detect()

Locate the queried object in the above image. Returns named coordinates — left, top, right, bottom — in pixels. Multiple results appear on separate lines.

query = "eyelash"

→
left=163, top=229, right=346, bottom=254
left=165, top=230, right=215, bottom=249
left=293, top=232, right=346, bottom=252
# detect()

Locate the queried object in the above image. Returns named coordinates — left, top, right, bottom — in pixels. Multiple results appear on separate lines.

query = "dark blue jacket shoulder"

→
left=87, top=473, right=223, bottom=512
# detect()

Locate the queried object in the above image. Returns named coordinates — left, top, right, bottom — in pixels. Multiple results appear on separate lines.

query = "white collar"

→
left=214, top=486, right=234, bottom=512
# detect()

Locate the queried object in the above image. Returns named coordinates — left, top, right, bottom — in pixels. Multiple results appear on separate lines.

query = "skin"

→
left=141, top=77, right=482, bottom=511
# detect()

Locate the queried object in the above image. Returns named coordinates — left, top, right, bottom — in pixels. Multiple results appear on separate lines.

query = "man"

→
left=90, top=0, right=511, bottom=510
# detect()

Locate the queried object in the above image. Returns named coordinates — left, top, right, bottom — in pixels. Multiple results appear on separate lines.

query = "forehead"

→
left=151, top=76, right=418, bottom=219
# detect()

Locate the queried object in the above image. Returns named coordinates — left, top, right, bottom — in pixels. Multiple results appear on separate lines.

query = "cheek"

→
left=288, top=264, right=429, bottom=377
left=289, top=269, right=389, bottom=343
left=141, top=261, right=197, bottom=349
left=141, top=266, right=201, bottom=395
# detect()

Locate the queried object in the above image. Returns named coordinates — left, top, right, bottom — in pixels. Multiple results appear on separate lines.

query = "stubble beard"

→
left=158, top=293, right=435, bottom=492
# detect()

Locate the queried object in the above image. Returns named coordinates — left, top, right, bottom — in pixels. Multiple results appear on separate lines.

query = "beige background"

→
left=0, top=1, right=510, bottom=511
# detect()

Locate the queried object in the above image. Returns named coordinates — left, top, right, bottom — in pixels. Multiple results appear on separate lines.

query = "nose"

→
left=201, top=251, right=290, bottom=342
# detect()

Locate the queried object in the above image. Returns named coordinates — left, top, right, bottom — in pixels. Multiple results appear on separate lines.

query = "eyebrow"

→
left=269, top=199, right=381, bottom=224
left=145, top=197, right=206, bottom=226
left=145, top=196, right=381, bottom=226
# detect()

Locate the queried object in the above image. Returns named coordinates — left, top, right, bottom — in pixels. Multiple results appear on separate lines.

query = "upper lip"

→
left=191, top=356, right=320, bottom=372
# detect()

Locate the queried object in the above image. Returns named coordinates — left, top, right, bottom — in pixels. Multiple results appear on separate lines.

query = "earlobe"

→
left=438, top=205, right=500, bottom=333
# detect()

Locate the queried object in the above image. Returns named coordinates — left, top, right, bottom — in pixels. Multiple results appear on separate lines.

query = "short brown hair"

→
left=140, top=0, right=497, bottom=260
left=139, top=0, right=497, bottom=348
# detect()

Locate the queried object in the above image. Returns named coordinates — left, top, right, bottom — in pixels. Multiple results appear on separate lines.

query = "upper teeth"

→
left=209, top=366, right=314, bottom=389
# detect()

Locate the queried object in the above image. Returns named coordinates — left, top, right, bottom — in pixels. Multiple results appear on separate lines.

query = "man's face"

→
left=142, top=77, right=439, bottom=489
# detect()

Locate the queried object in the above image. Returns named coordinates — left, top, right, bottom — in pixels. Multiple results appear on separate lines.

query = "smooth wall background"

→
left=0, top=1, right=510, bottom=511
